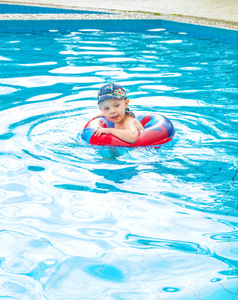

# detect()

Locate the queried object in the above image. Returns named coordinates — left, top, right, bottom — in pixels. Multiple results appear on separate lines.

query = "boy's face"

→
left=99, top=98, right=129, bottom=123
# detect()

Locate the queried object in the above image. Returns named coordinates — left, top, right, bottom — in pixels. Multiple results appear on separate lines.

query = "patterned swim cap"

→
left=97, top=83, right=127, bottom=104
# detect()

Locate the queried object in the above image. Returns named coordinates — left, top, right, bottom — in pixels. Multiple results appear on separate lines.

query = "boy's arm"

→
left=94, top=118, right=139, bottom=143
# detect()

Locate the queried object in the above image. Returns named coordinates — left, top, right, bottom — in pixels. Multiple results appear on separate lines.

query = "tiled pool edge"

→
left=0, top=19, right=237, bottom=45
left=0, top=3, right=109, bottom=14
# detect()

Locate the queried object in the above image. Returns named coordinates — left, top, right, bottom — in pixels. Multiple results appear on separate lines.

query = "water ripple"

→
left=125, top=233, right=210, bottom=255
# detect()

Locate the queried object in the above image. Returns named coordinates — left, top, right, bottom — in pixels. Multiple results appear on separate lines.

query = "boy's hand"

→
left=93, top=127, right=110, bottom=137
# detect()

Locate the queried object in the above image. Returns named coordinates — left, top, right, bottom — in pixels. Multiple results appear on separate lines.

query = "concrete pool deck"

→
left=0, top=0, right=237, bottom=31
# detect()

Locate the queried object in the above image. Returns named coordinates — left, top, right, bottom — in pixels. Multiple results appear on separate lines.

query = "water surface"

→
left=0, top=29, right=238, bottom=299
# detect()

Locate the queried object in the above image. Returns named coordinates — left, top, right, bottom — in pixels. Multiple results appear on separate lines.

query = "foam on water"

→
left=0, top=29, right=237, bottom=299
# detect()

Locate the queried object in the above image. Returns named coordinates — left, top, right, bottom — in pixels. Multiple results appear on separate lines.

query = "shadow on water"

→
left=92, top=164, right=140, bottom=184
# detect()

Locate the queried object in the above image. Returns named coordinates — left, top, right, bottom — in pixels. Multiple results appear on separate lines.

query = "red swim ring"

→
left=82, top=114, right=175, bottom=147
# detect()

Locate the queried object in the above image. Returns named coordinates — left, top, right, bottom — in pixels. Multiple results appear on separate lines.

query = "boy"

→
left=94, top=83, right=143, bottom=143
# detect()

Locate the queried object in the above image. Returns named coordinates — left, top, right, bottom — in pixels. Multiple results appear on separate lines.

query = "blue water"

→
left=0, top=28, right=238, bottom=300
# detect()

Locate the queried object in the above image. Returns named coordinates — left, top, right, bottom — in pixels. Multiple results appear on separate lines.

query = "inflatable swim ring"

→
left=82, top=114, right=175, bottom=147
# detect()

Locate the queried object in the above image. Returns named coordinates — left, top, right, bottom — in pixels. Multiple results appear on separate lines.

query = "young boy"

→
left=94, top=83, right=144, bottom=143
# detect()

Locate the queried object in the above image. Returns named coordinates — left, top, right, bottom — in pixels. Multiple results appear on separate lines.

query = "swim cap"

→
left=97, top=83, right=127, bottom=104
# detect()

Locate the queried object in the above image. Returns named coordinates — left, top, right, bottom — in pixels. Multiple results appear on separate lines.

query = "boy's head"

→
left=97, top=83, right=127, bottom=104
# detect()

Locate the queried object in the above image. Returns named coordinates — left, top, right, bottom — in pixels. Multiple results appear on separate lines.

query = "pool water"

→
left=0, top=29, right=238, bottom=299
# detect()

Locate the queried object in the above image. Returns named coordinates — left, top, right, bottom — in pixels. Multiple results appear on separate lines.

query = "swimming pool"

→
left=0, top=28, right=238, bottom=299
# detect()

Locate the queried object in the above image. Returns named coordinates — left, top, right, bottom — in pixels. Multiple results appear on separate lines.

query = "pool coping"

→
left=0, top=3, right=237, bottom=45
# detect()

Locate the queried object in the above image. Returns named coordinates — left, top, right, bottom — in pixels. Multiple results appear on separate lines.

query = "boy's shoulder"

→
left=124, top=114, right=136, bottom=123
left=124, top=114, right=141, bottom=126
